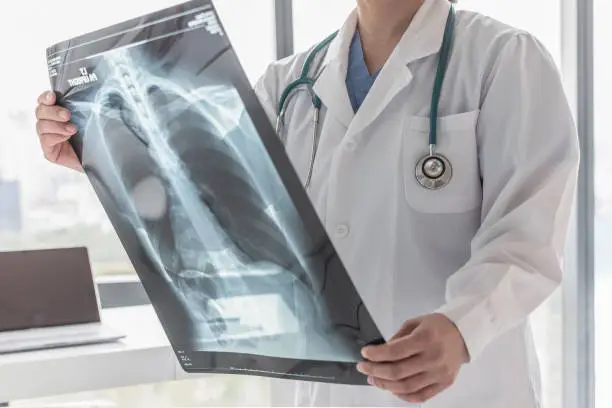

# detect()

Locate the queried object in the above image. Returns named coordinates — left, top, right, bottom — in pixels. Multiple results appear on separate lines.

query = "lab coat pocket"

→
left=402, top=110, right=482, bottom=214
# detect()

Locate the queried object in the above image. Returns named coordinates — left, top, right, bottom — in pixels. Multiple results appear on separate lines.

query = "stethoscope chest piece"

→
left=415, top=152, right=453, bottom=190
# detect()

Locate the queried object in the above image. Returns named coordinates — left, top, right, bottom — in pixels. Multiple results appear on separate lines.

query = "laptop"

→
left=0, top=247, right=124, bottom=354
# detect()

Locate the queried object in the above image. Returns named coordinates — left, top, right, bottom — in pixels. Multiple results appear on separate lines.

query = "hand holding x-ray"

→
left=358, top=314, right=469, bottom=403
left=35, top=90, right=82, bottom=172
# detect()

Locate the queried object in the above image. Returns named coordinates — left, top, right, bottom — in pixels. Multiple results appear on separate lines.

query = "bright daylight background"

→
left=0, top=0, right=608, bottom=407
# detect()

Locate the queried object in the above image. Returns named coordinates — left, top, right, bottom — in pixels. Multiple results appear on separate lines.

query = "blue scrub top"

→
left=346, top=30, right=380, bottom=112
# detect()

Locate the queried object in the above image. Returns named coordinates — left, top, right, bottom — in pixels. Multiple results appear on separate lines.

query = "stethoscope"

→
left=276, top=4, right=457, bottom=191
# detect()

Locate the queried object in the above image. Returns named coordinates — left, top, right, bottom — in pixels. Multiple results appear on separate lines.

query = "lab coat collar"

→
left=313, top=0, right=452, bottom=131
left=394, top=0, right=452, bottom=66
left=311, top=11, right=358, bottom=129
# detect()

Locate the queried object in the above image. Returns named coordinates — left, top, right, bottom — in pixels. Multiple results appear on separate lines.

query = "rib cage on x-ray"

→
left=66, top=47, right=358, bottom=361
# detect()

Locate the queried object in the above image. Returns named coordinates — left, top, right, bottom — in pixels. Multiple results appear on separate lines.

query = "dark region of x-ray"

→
left=46, top=0, right=384, bottom=384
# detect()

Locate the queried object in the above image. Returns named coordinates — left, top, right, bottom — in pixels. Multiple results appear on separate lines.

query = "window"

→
left=293, top=0, right=356, bottom=53
left=0, top=0, right=275, bottom=277
left=594, top=1, right=612, bottom=407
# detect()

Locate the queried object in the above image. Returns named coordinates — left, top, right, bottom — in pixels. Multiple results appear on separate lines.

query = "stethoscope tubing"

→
left=275, top=4, right=457, bottom=191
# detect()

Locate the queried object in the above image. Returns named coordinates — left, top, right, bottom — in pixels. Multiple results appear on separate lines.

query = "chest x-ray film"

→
left=46, top=0, right=384, bottom=385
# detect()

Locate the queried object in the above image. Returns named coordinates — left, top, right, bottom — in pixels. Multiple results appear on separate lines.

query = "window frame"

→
left=561, top=0, right=596, bottom=407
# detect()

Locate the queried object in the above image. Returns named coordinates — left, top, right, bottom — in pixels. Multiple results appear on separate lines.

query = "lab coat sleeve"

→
left=435, top=33, right=580, bottom=361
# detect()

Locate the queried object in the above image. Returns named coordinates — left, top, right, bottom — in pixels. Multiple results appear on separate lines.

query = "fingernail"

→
left=367, top=376, right=374, bottom=385
left=65, top=124, right=76, bottom=133
left=356, top=363, right=365, bottom=373
left=46, top=91, right=54, bottom=102
left=60, top=110, right=70, bottom=120
left=361, top=348, right=369, bottom=358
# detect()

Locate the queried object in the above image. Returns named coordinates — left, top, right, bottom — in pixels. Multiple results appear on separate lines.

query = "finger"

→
left=39, top=133, right=72, bottom=149
left=358, top=354, right=429, bottom=381
left=369, top=371, right=437, bottom=394
left=37, top=91, right=56, bottom=106
left=37, top=120, right=77, bottom=137
left=397, top=382, right=449, bottom=404
left=362, top=330, right=427, bottom=362
left=35, top=104, right=71, bottom=122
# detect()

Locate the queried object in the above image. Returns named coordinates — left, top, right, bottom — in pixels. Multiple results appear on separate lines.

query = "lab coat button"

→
left=335, top=224, right=350, bottom=238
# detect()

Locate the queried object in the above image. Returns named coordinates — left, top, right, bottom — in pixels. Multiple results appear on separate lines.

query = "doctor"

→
left=34, top=0, right=579, bottom=406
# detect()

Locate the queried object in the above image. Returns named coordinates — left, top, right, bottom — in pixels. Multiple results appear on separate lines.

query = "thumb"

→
left=38, top=90, right=56, bottom=106
left=389, top=317, right=423, bottom=341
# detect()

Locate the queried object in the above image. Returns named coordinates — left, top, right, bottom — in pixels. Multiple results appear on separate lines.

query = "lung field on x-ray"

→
left=65, top=47, right=360, bottom=363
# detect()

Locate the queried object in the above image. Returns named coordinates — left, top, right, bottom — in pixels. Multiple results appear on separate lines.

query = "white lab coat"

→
left=252, top=0, right=580, bottom=406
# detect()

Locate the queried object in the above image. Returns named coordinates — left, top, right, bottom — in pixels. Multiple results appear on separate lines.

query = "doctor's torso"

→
left=257, top=2, right=498, bottom=338
left=251, top=0, right=577, bottom=407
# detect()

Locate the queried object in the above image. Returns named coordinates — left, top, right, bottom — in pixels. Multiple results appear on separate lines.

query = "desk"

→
left=0, top=306, right=183, bottom=402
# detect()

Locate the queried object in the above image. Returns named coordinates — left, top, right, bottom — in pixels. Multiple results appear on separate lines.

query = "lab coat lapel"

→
left=349, top=0, right=452, bottom=135
left=312, top=11, right=357, bottom=129
left=313, top=63, right=354, bottom=129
